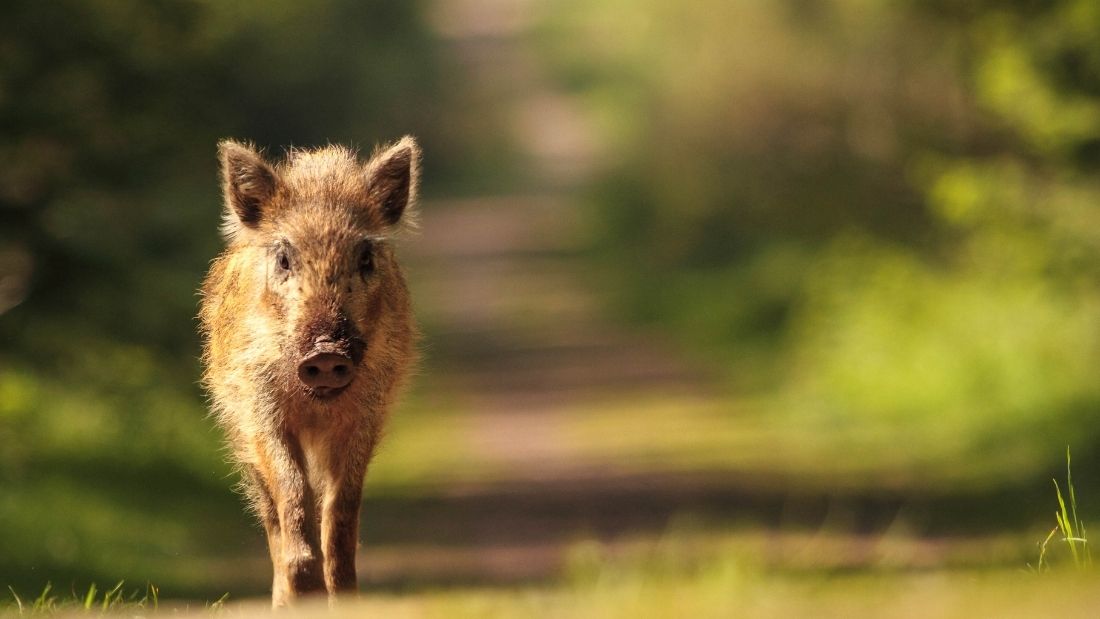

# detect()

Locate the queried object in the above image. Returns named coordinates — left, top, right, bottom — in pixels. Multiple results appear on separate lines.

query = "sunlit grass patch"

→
left=550, top=393, right=1044, bottom=490
left=371, top=387, right=1100, bottom=496
left=366, top=389, right=501, bottom=493
left=337, top=544, right=1100, bottom=619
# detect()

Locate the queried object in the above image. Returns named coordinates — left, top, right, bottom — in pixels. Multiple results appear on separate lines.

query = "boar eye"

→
left=275, top=247, right=291, bottom=273
left=358, top=245, right=375, bottom=277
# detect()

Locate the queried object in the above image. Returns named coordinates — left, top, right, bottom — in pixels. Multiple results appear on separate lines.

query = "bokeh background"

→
left=3, top=0, right=1100, bottom=611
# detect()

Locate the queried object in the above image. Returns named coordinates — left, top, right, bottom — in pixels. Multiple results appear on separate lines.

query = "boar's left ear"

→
left=218, top=139, right=278, bottom=235
left=364, top=136, right=420, bottom=227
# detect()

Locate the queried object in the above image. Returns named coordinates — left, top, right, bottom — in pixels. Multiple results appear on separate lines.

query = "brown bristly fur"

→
left=199, top=137, right=420, bottom=607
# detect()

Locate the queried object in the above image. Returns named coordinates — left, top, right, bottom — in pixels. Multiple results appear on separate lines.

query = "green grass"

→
left=5, top=581, right=158, bottom=615
left=1035, top=447, right=1093, bottom=572
left=1, top=581, right=235, bottom=616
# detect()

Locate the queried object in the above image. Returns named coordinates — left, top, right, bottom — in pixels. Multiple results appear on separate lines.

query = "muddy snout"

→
left=297, top=339, right=364, bottom=398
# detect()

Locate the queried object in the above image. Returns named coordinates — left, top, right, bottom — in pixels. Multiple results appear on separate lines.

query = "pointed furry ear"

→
left=218, top=140, right=278, bottom=233
left=364, top=136, right=420, bottom=226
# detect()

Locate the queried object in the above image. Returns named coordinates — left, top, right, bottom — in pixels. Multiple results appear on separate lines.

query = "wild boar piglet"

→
left=199, top=137, right=419, bottom=607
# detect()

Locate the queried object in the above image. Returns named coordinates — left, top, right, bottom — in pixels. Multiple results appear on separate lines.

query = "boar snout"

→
left=296, top=333, right=366, bottom=398
left=297, top=350, right=355, bottom=396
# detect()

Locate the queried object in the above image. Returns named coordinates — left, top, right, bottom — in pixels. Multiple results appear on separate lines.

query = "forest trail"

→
left=352, top=2, right=739, bottom=587
left=364, top=193, right=735, bottom=585
left=405, top=195, right=715, bottom=475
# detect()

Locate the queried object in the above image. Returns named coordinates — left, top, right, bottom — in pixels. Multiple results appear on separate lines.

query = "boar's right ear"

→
left=218, top=140, right=278, bottom=236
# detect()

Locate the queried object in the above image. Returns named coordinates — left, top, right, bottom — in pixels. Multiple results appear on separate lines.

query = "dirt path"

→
left=350, top=3, right=747, bottom=586
left=404, top=194, right=715, bottom=464
left=401, top=1, right=718, bottom=481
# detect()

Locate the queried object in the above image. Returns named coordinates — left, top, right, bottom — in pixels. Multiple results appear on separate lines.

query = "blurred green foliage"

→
left=540, top=0, right=1100, bottom=473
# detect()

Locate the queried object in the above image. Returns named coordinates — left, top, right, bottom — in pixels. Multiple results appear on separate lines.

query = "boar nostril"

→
left=297, top=352, right=355, bottom=392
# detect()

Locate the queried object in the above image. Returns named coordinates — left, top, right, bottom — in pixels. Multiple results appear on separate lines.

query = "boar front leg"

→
left=243, top=466, right=288, bottom=605
left=322, top=470, right=364, bottom=594
left=321, top=434, right=374, bottom=595
left=255, top=436, right=325, bottom=605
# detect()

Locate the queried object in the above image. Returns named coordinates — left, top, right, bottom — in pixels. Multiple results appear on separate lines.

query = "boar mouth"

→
left=307, top=384, right=350, bottom=400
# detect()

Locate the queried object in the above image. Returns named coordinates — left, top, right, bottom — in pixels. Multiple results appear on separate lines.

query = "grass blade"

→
left=7, top=586, right=24, bottom=615
left=82, top=583, right=96, bottom=611
left=209, top=591, right=230, bottom=612
left=1037, top=526, right=1058, bottom=572
left=31, top=582, right=52, bottom=612
left=1068, top=448, right=1080, bottom=529
left=102, top=581, right=124, bottom=611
